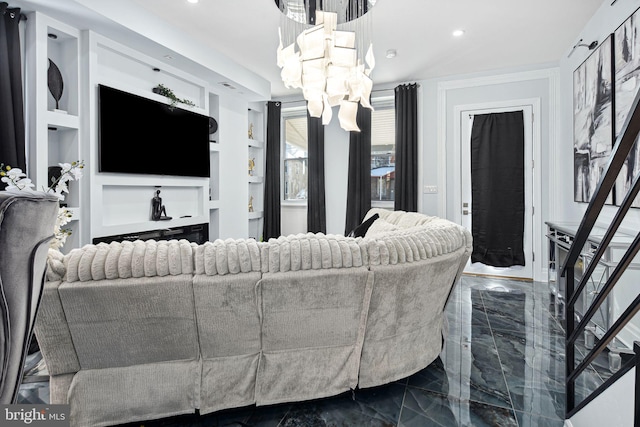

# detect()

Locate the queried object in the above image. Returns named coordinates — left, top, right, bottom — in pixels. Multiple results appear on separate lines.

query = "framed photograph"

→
left=614, top=7, right=640, bottom=208
left=573, top=34, right=614, bottom=204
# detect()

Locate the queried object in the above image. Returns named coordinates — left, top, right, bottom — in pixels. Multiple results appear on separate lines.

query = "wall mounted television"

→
left=98, top=84, right=210, bottom=178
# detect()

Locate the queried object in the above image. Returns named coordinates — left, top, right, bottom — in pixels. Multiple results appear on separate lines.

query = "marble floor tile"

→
left=277, top=383, right=404, bottom=427
left=15, top=381, right=50, bottom=405
left=515, top=410, right=565, bottom=427
left=400, top=387, right=518, bottom=427
left=19, top=275, right=581, bottom=427
left=438, top=323, right=513, bottom=410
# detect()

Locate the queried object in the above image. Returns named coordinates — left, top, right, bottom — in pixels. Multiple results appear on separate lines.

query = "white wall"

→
left=324, top=111, right=350, bottom=235
left=556, top=0, right=640, bottom=349
left=567, top=367, right=635, bottom=427
left=420, top=68, right=558, bottom=281
left=219, top=95, right=250, bottom=239
left=557, top=0, right=640, bottom=224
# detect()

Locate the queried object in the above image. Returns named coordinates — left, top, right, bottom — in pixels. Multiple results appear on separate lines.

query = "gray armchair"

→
left=0, top=191, right=59, bottom=403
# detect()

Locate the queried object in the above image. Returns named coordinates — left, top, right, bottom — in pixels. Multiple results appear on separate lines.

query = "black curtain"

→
left=394, top=83, right=418, bottom=212
left=307, top=112, right=326, bottom=233
left=470, top=111, right=525, bottom=267
left=0, top=3, right=26, bottom=181
left=344, top=105, right=371, bottom=235
left=263, top=101, right=281, bottom=240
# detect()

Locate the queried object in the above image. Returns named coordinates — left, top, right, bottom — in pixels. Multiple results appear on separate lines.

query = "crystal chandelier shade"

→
left=275, top=0, right=376, bottom=131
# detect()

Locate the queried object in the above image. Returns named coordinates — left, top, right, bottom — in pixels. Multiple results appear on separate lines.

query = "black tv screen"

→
left=98, top=84, right=210, bottom=177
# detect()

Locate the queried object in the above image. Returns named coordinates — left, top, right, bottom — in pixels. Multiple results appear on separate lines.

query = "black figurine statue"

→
left=151, top=189, right=172, bottom=221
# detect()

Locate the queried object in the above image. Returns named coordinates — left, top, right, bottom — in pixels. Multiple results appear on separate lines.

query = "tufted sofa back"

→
left=46, top=214, right=471, bottom=282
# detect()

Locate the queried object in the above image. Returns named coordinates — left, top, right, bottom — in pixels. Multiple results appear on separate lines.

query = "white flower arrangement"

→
left=1, top=161, right=85, bottom=250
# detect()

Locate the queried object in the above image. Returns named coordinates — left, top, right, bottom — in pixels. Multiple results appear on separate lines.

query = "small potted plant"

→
left=152, top=84, right=196, bottom=109
left=1, top=161, right=84, bottom=250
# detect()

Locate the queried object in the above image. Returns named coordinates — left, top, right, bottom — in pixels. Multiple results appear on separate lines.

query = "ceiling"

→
left=128, top=0, right=606, bottom=98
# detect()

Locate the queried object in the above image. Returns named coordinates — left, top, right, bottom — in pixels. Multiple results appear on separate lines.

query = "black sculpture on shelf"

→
left=47, top=58, right=64, bottom=110
left=151, top=189, right=172, bottom=221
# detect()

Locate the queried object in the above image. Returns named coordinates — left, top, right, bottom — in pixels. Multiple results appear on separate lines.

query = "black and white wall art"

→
left=614, top=7, right=640, bottom=208
left=574, top=35, right=614, bottom=204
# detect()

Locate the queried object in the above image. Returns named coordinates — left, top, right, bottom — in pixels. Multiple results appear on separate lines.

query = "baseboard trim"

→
left=462, top=272, right=533, bottom=282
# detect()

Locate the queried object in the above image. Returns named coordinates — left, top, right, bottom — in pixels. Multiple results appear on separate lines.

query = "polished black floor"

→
left=19, top=275, right=586, bottom=426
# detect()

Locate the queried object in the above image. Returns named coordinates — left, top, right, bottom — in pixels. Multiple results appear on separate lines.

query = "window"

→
left=283, top=114, right=308, bottom=200
left=282, top=100, right=394, bottom=203
left=371, top=104, right=395, bottom=202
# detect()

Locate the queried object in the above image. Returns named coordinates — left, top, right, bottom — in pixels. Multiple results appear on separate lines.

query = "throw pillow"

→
left=349, top=213, right=379, bottom=237
left=365, top=218, right=400, bottom=238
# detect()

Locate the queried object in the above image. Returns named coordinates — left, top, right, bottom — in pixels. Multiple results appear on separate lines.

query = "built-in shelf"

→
left=47, top=111, right=79, bottom=129
left=65, top=207, right=80, bottom=221
left=28, top=15, right=83, bottom=253
left=247, top=104, right=265, bottom=240
left=248, top=211, right=263, bottom=220
left=248, top=139, right=264, bottom=148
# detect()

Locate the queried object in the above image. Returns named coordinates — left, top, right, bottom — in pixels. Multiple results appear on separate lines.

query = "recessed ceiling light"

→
left=453, top=29, right=465, bottom=37
left=187, top=0, right=198, bottom=3
left=385, top=49, right=397, bottom=59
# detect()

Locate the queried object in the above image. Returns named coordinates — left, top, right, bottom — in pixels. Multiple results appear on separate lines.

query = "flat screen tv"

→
left=98, top=84, right=210, bottom=177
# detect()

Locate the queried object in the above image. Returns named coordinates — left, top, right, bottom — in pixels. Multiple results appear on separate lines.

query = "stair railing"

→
left=561, top=86, right=640, bottom=420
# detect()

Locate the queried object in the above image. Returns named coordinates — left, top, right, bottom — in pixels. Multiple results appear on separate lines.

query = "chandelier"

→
left=275, top=0, right=376, bottom=131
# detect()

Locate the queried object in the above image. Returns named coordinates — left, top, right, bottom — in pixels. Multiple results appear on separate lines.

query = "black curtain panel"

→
left=0, top=3, right=26, bottom=180
left=263, top=101, right=282, bottom=240
left=394, top=83, right=418, bottom=212
left=470, top=111, right=525, bottom=267
left=307, top=111, right=326, bottom=233
left=344, top=104, right=372, bottom=235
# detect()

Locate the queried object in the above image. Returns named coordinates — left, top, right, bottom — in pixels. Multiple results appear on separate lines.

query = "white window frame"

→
left=279, top=96, right=396, bottom=208
left=281, top=105, right=309, bottom=206
left=370, top=96, right=395, bottom=209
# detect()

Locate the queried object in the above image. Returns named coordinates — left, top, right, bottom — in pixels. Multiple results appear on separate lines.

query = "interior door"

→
left=461, top=105, right=534, bottom=280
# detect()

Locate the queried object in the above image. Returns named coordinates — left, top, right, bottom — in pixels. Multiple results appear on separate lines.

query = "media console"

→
left=92, top=223, right=209, bottom=245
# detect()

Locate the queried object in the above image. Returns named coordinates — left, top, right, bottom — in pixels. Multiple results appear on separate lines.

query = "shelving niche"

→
left=248, top=103, right=265, bottom=240
left=87, top=32, right=213, bottom=241
left=26, top=13, right=83, bottom=253
left=208, top=92, right=221, bottom=240
left=26, top=13, right=268, bottom=248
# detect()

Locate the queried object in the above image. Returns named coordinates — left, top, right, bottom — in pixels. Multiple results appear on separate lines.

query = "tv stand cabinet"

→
left=92, top=223, right=209, bottom=245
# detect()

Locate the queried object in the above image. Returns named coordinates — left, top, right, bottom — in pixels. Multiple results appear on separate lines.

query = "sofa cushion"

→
left=65, top=361, right=199, bottom=427
left=359, top=250, right=465, bottom=387
left=255, top=268, right=374, bottom=405
left=63, top=239, right=196, bottom=282
left=261, top=233, right=366, bottom=273
left=365, top=218, right=399, bottom=237
left=59, top=275, right=198, bottom=369
left=348, top=213, right=379, bottom=237
left=194, top=239, right=261, bottom=276
left=193, top=272, right=262, bottom=414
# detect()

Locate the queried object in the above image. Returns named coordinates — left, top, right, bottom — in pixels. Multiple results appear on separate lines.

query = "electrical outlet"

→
left=423, top=185, right=438, bottom=194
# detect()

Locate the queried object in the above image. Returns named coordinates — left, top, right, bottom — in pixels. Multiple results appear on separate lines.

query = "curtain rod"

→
left=1, top=3, right=27, bottom=20
left=468, top=109, right=524, bottom=118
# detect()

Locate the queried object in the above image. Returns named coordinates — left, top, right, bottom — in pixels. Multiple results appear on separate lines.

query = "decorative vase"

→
left=47, top=59, right=64, bottom=112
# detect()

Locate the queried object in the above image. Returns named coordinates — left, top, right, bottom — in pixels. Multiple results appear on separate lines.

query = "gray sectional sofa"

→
left=35, top=209, right=472, bottom=427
